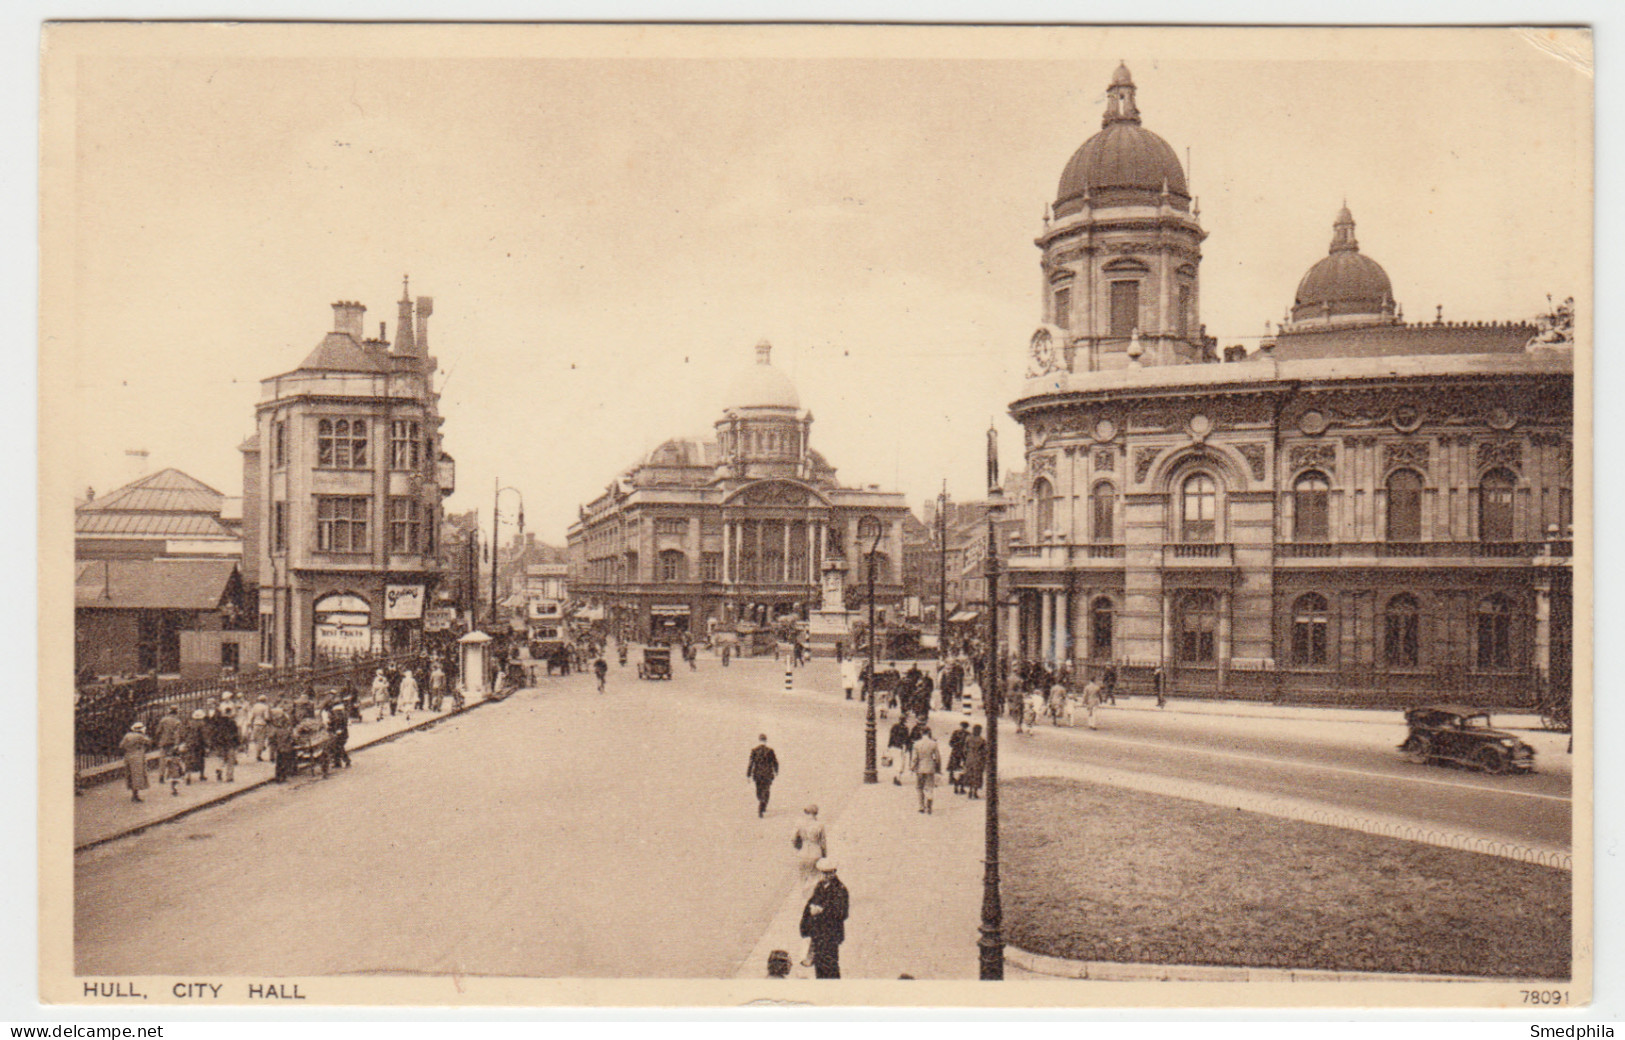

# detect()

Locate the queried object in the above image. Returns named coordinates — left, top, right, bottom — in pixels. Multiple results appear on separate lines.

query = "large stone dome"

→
left=725, top=340, right=800, bottom=410
left=1291, top=206, right=1397, bottom=323
left=1056, top=64, right=1189, bottom=211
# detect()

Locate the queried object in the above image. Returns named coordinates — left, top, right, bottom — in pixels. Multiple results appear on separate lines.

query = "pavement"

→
left=74, top=686, right=494, bottom=850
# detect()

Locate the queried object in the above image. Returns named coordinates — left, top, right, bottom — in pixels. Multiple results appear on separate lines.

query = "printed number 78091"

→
left=1522, top=990, right=1568, bottom=1005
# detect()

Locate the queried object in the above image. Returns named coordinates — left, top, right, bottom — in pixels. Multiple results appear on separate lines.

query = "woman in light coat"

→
left=792, top=805, right=829, bottom=893
left=119, top=721, right=153, bottom=802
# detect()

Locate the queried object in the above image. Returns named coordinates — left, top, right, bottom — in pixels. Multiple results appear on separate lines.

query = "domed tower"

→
left=1029, top=63, right=1207, bottom=375
left=1285, top=205, right=1399, bottom=328
left=715, top=340, right=812, bottom=481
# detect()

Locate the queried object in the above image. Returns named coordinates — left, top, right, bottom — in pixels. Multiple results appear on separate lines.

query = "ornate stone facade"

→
left=999, top=65, right=1575, bottom=710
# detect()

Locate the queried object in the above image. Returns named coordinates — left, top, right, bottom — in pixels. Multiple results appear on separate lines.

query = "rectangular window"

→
left=390, top=497, right=424, bottom=553
left=272, top=501, right=287, bottom=553
left=221, top=641, right=240, bottom=671
left=272, top=421, right=287, bottom=468
left=1292, top=620, right=1328, bottom=665
left=1053, top=286, right=1072, bottom=329
left=656, top=517, right=689, bottom=536
left=390, top=420, right=422, bottom=470
left=1178, top=284, right=1192, bottom=338
left=316, top=496, right=370, bottom=553
left=317, top=419, right=369, bottom=469
left=1294, top=489, right=1329, bottom=542
left=1110, top=281, right=1140, bottom=338
left=259, top=612, right=275, bottom=665
left=702, top=553, right=722, bottom=582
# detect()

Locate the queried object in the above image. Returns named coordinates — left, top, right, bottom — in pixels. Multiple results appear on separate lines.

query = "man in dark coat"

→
left=746, top=734, right=779, bottom=817
left=799, top=858, right=850, bottom=979
left=947, top=721, right=970, bottom=793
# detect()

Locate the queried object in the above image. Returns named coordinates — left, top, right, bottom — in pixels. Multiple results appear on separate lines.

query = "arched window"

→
left=1291, top=593, right=1330, bottom=666
left=1384, top=593, right=1420, bottom=667
left=1479, top=468, right=1516, bottom=542
left=659, top=550, right=687, bottom=583
left=1179, top=591, right=1218, bottom=662
left=1090, top=596, right=1114, bottom=659
left=1385, top=469, right=1422, bottom=542
left=1293, top=471, right=1330, bottom=542
left=1091, top=483, right=1116, bottom=543
left=1033, top=477, right=1056, bottom=538
left=1180, top=474, right=1217, bottom=543
left=1476, top=594, right=1513, bottom=669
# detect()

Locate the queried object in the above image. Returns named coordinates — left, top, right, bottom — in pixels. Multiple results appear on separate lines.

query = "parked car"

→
left=1399, top=704, right=1536, bottom=774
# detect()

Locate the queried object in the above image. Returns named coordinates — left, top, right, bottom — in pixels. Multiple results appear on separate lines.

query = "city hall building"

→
left=1003, top=65, right=1574, bottom=707
left=567, top=342, right=910, bottom=642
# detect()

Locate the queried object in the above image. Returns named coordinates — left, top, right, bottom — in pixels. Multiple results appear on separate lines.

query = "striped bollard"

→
left=784, top=669, right=794, bottom=693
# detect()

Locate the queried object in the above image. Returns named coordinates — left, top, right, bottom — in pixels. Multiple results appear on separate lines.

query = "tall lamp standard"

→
left=979, top=426, right=1006, bottom=980
left=490, top=481, right=525, bottom=628
left=937, top=482, right=948, bottom=655
left=857, top=514, right=882, bottom=784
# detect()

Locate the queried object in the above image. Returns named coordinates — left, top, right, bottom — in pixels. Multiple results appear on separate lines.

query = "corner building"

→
left=1005, top=65, right=1574, bottom=707
left=241, top=284, right=455, bottom=668
left=567, top=342, right=910, bottom=642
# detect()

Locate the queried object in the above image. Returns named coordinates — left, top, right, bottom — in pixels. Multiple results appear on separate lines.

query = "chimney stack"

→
left=331, top=301, right=367, bottom=340
left=415, top=295, right=434, bottom=355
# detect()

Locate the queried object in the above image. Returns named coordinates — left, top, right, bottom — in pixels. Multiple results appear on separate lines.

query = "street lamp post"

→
left=938, top=483, right=948, bottom=655
left=979, top=429, right=1005, bottom=980
left=858, top=514, right=882, bottom=784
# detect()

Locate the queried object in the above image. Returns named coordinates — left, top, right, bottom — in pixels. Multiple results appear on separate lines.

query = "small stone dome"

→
left=725, top=340, right=800, bottom=410
left=1056, top=64, right=1189, bottom=210
left=1291, top=206, right=1397, bottom=323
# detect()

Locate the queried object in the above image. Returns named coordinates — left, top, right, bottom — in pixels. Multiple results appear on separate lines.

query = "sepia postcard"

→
left=38, top=21, right=1593, bottom=1010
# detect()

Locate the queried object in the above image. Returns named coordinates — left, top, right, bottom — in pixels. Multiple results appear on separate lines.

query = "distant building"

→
left=241, top=283, right=456, bottom=668
left=74, top=467, right=254, bottom=679
left=567, top=341, right=910, bottom=642
left=1004, top=64, right=1573, bottom=707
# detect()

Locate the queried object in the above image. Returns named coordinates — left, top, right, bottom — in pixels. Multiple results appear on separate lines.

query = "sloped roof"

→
left=75, top=559, right=238, bottom=610
left=75, top=512, right=236, bottom=538
left=297, top=332, right=390, bottom=373
left=80, top=468, right=224, bottom=515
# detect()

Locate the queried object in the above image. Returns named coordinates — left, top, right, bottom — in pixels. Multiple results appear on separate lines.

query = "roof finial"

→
left=402, top=274, right=410, bottom=301
left=755, top=339, right=772, bottom=365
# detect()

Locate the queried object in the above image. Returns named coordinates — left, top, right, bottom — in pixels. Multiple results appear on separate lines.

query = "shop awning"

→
left=948, top=610, right=980, bottom=623
left=574, top=606, right=606, bottom=621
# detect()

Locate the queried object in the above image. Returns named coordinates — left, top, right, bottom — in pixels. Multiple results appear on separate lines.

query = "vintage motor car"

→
left=1399, top=704, right=1536, bottom=774
left=637, top=645, right=673, bottom=680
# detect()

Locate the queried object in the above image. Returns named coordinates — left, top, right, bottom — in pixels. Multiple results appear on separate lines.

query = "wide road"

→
left=76, top=656, right=870, bottom=978
left=76, top=654, right=1572, bottom=977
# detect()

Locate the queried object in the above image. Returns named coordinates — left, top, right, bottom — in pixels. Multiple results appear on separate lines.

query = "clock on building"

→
left=1029, top=326, right=1062, bottom=375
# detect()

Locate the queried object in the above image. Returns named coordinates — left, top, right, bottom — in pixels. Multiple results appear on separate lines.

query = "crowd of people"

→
left=114, top=654, right=464, bottom=803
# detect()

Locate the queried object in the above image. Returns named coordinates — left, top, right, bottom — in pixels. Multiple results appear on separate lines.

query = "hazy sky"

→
left=54, top=25, right=1591, bottom=543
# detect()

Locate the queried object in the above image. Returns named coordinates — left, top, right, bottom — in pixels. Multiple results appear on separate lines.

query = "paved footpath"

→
left=75, top=688, right=492, bottom=849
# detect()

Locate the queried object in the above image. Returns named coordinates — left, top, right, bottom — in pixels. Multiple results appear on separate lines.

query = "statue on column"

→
left=986, top=424, right=1000, bottom=493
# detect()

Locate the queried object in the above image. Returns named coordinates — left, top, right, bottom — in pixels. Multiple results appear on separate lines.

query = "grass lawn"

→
left=1003, top=777, right=1570, bottom=978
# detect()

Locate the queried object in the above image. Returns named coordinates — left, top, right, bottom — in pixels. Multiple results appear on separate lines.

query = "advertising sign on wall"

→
left=424, top=607, right=458, bottom=632
left=385, top=584, right=425, bottom=620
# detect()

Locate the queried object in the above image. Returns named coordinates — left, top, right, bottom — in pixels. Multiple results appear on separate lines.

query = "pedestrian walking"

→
left=155, top=705, right=184, bottom=793
left=245, top=695, right=271, bottom=761
left=886, top=717, right=913, bottom=785
left=961, top=724, right=987, bottom=799
left=324, top=698, right=351, bottom=768
left=1049, top=680, right=1070, bottom=727
left=208, top=703, right=240, bottom=783
left=1102, top=665, right=1118, bottom=706
left=910, top=727, right=942, bottom=814
left=721, top=644, right=732, bottom=668
left=746, top=734, right=780, bottom=817
left=182, top=709, right=208, bottom=784
left=593, top=655, right=608, bottom=693
left=400, top=668, right=421, bottom=714
left=1082, top=676, right=1103, bottom=730
left=119, top=721, right=152, bottom=802
left=947, top=721, right=970, bottom=794
left=792, top=804, right=828, bottom=893
left=430, top=662, right=447, bottom=711
left=268, top=706, right=296, bottom=783
left=799, top=858, right=849, bottom=978
left=1023, top=689, right=1044, bottom=734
